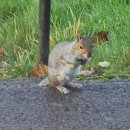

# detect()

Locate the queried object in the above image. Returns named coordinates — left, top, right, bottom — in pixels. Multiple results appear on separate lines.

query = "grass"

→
left=0, top=0, right=130, bottom=79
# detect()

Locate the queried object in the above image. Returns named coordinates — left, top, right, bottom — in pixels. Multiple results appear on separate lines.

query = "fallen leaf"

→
left=126, top=0, right=130, bottom=4
left=30, top=64, right=48, bottom=78
left=80, top=67, right=95, bottom=76
left=98, top=61, right=111, bottom=68
left=92, top=31, right=109, bottom=43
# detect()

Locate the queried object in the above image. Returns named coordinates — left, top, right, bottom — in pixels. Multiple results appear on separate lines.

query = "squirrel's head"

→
left=73, top=33, right=92, bottom=65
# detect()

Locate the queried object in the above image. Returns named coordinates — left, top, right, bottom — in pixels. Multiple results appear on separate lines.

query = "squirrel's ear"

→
left=76, top=33, right=82, bottom=42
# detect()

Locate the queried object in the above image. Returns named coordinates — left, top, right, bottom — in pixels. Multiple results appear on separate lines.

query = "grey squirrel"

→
left=39, top=33, right=92, bottom=94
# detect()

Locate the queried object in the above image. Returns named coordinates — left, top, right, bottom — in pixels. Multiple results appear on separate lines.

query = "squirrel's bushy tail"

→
left=38, top=77, right=49, bottom=87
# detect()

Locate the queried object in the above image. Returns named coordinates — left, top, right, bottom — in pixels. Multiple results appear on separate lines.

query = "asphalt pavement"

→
left=0, top=78, right=130, bottom=130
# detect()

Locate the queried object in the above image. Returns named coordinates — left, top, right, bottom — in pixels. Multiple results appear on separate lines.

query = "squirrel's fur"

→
left=39, top=34, right=92, bottom=94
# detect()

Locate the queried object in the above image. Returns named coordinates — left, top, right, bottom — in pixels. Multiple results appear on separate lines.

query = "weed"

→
left=0, top=0, right=130, bottom=79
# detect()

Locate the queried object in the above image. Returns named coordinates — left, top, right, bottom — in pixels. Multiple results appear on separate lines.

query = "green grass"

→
left=0, top=0, right=130, bottom=79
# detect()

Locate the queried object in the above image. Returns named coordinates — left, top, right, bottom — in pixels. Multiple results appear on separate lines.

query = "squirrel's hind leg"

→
left=66, top=82, right=83, bottom=90
left=56, top=85, right=70, bottom=94
left=48, top=76, right=70, bottom=94
left=38, top=77, right=49, bottom=87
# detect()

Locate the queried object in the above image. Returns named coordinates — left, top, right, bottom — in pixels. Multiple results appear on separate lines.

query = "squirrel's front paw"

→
left=56, top=86, right=70, bottom=94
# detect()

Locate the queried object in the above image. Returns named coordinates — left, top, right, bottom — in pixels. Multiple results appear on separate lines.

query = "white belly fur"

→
left=58, top=64, right=81, bottom=83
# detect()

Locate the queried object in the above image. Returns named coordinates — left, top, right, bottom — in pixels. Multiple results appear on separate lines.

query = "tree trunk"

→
left=37, top=0, right=51, bottom=65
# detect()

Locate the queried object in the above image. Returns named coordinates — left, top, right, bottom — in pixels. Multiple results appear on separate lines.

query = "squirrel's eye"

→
left=80, top=45, right=83, bottom=49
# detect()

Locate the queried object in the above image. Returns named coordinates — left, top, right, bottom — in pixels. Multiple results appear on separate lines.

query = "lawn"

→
left=0, top=0, right=130, bottom=79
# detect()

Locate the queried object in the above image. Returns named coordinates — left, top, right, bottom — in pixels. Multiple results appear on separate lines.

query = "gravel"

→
left=0, top=78, right=130, bottom=130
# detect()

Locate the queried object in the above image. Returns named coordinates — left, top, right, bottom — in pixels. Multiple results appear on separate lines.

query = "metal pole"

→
left=37, top=0, right=51, bottom=65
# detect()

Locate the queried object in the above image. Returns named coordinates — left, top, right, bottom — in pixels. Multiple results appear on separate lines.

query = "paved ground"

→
left=0, top=78, right=130, bottom=130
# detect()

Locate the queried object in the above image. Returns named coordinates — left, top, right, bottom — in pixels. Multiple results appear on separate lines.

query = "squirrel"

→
left=38, top=33, right=92, bottom=94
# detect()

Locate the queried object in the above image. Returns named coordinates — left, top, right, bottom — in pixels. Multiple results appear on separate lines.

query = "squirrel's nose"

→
left=87, top=51, right=91, bottom=58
